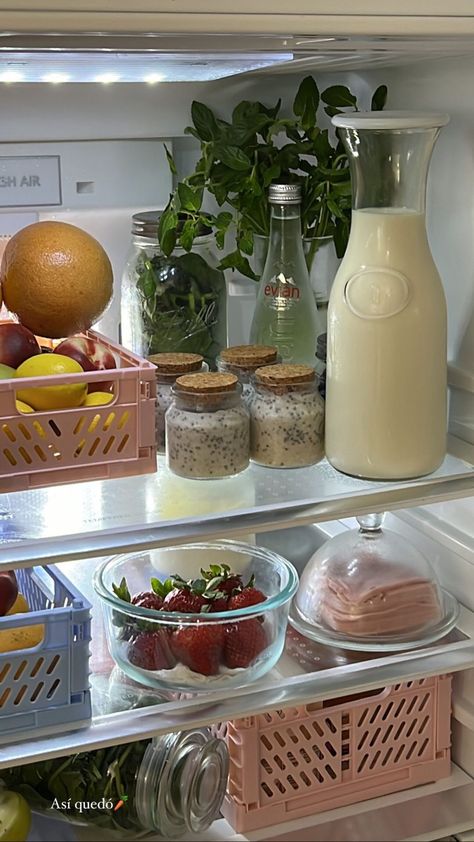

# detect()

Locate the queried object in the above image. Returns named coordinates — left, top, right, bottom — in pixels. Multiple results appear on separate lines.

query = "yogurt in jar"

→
left=250, top=364, right=325, bottom=468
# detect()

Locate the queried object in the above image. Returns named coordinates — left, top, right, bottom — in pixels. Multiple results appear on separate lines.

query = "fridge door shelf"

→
left=0, top=453, right=473, bottom=569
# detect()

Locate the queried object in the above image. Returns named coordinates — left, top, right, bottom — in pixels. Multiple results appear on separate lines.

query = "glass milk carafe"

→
left=325, top=112, right=449, bottom=480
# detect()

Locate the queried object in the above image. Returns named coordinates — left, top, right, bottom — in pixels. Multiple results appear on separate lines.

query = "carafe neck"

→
left=340, top=127, right=441, bottom=213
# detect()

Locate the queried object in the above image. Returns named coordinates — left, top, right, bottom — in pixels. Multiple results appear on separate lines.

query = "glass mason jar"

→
left=2, top=729, right=228, bottom=839
left=217, top=344, right=279, bottom=404
left=326, top=112, right=449, bottom=480
left=166, top=372, right=250, bottom=479
left=249, top=364, right=325, bottom=468
left=121, top=211, right=227, bottom=369
left=148, top=352, right=208, bottom=453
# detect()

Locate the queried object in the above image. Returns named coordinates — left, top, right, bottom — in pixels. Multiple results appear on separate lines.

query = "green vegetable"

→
left=135, top=250, right=224, bottom=368
left=1, top=743, right=150, bottom=833
left=161, top=76, right=388, bottom=279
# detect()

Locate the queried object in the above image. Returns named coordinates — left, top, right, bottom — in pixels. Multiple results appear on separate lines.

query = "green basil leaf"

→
left=293, top=75, right=320, bottom=130
left=178, top=218, right=196, bottom=252
left=238, top=230, right=254, bottom=256
left=163, top=143, right=177, bottom=176
left=324, top=105, right=343, bottom=118
left=216, top=211, right=233, bottom=229
left=215, top=229, right=226, bottom=249
left=158, top=206, right=178, bottom=257
left=218, top=249, right=258, bottom=280
left=212, top=182, right=229, bottom=205
left=263, top=162, right=281, bottom=187
left=326, top=196, right=346, bottom=220
left=216, top=145, right=251, bottom=171
left=371, top=84, right=388, bottom=111
left=191, top=100, right=220, bottom=141
left=321, top=85, right=357, bottom=108
left=177, top=182, right=201, bottom=212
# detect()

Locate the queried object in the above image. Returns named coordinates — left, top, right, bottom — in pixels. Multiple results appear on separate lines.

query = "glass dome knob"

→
left=356, top=513, right=385, bottom=532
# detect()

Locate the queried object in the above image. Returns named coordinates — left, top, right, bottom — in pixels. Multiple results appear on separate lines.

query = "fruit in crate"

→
left=0, top=589, right=45, bottom=653
left=113, top=563, right=268, bottom=678
left=0, top=220, right=113, bottom=338
left=83, top=391, right=114, bottom=406
left=0, top=571, right=18, bottom=615
left=0, top=323, right=40, bottom=368
left=55, top=335, right=116, bottom=392
left=0, top=789, right=31, bottom=842
left=15, top=353, right=88, bottom=410
left=0, top=364, right=15, bottom=379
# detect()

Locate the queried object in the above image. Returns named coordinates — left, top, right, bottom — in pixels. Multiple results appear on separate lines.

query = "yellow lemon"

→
left=15, top=400, right=34, bottom=413
left=15, top=353, right=87, bottom=411
left=83, top=391, right=114, bottom=407
left=7, top=593, right=30, bottom=614
left=0, top=625, right=44, bottom=653
left=0, top=790, right=31, bottom=842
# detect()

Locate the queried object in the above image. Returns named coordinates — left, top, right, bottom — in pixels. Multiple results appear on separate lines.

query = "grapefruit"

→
left=1, top=220, right=113, bottom=338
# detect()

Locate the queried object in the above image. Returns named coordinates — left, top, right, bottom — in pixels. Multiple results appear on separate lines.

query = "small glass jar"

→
left=217, top=344, right=279, bottom=404
left=121, top=210, right=227, bottom=369
left=3, top=728, right=228, bottom=839
left=148, top=352, right=207, bottom=453
left=250, top=364, right=325, bottom=468
left=166, top=372, right=250, bottom=479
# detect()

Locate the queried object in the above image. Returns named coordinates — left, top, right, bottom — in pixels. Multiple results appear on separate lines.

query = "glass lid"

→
left=290, top=514, right=459, bottom=651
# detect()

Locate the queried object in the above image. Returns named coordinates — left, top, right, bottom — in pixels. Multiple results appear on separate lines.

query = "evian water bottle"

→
left=250, top=183, right=320, bottom=366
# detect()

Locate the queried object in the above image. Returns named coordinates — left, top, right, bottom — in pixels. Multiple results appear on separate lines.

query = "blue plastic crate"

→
left=0, top=565, right=91, bottom=743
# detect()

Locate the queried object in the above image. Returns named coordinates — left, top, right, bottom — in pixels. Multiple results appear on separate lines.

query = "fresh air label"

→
left=0, top=155, right=61, bottom=207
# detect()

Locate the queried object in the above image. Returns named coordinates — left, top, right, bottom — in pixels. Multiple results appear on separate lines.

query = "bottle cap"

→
left=220, top=345, right=278, bottom=369
left=148, top=352, right=204, bottom=374
left=175, top=372, right=238, bottom=393
left=255, top=364, right=315, bottom=386
left=268, top=184, right=302, bottom=205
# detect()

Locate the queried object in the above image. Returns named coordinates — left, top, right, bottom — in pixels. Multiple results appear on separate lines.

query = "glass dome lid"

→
left=290, top=513, right=459, bottom=651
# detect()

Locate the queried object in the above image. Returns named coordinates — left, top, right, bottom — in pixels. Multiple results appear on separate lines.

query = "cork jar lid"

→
left=255, top=364, right=316, bottom=386
left=175, top=372, right=238, bottom=394
left=220, top=344, right=278, bottom=368
left=148, top=352, right=204, bottom=374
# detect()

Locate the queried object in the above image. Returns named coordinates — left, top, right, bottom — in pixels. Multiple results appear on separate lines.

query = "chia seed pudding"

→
left=166, top=372, right=250, bottom=479
left=148, top=353, right=206, bottom=453
left=249, top=364, right=325, bottom=468
left=217, top=344, right=279, bottom=405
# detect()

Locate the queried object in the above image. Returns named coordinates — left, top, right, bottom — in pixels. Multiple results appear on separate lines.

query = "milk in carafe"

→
left=325, top=112, right=449, bottom=480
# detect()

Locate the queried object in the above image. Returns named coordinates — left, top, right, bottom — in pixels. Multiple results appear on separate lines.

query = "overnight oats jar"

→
left=166, top=372, right=250, bottom=479
left=148, top=352, right=206, bottom=452
left=250, top=364, right=325, bottom=468
left=217, top=344, right=279, bottom=404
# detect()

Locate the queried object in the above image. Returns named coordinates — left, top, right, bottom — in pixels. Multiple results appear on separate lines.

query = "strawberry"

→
left=163, top=588, right=206, bottom=614
left=127, top=629, right=175, bottom=671
left=132, top=591, right=164, bottom=611
left=171, top=622, right=225, bottom=676
left=219, top=575, right=243, bottom=596
left=228, top=587, right=266, bottom=611
left=207, top=595, right=229, bottom=612
left=224, top=619, right=267, bottom=669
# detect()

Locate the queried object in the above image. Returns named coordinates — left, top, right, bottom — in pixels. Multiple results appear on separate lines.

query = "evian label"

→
left=264, top=272, right=301, bottom=300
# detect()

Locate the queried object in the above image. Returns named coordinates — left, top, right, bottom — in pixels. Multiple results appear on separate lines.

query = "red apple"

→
left=0, top=323, right=40, bottom=368
left=0, top=570, right=18, bottom=616
left=54, top=336, right=116, bottom=392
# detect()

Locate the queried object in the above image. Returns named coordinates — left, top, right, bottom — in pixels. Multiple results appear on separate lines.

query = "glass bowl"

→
left=94, top=540, right=298, bottom=692
left=290, top=514, right=459, bottom=652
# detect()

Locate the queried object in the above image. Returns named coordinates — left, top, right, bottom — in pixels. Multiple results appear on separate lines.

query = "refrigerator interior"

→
left=0, top=41, right=474, bottom=841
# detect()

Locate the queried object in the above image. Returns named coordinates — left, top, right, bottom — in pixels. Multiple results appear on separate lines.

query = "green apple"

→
left=0, top=363, right=15, bottom=379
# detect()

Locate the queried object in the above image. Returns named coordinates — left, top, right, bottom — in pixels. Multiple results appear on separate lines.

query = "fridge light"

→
left=95, top=73, right=120, bottom=84
left=42, top=72, right=70, bottom=83
left=0, top=70, right=24, bottom=83
left=0, top=51, right=293, bottom=82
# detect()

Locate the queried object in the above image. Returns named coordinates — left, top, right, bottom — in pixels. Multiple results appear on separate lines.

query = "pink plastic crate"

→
left=220, top=675, right=452, bottom=833
left=0, top=329, right=157, bottom=491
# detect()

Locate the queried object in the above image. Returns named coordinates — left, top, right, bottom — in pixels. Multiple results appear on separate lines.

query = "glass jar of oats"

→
left=217, top=344, right=279, bottom=405
left=166, top=372, right=250, bottom=479
left=148, top=352, right=207, bottom=453
left=250, top=364, right=325, bottom=468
